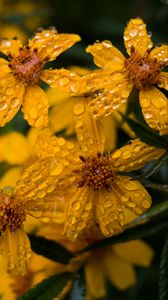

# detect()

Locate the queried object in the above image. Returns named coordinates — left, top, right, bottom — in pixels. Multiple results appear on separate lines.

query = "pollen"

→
left=0, top=189, right=26, bottom=234
left=77, top=153, right=116, bottom=190
left=125, top=48, right=161, bottom=89
left=8, top=46, right=49, bottom=84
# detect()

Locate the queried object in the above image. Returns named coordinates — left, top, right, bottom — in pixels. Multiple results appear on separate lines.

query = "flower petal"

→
left=46, top=86, right=70, bottom=106
left=63, top=186, right=95, bottom=240
left=0, top=167, right=22, bottom=189
left=0, top=58, right=11, bottom=79
left=112, top=240, right=154, bottom=267
left=110, top=138, right=165, bottom=172
left=0, top=38, right=22, bottom=56
left=22, top=85, right=48, bottom=128
left=41, top=69, right=82, bottom=94
left=103, top=251, right=136, bottom=290
left=85, top=253, right=106, bottom=299
left=0, top=131, right=30, bottom=164
left=0, top=228, right=31, bottom=275
left=124, top=18, right=153, bottom=56
left=86, top=41, right=125, bottom=70
left=29, top=29, right=81, bottom=61
left=158, top=72, right=168, bottom=90
left=88, top=73, right=133, bottom=119
left=0, top=76, right=24, bottom=126
left=139, top=86, right=168, bottom=135
left=73, top=99, right=105, bottom=155
left=96, top=176, right=151, bottom=237
left=150, top=45, right=168, bottom=67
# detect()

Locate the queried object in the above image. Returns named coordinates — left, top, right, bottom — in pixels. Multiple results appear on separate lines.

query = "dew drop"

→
left=72, top=201, right=81, bottom=211
left=0, top=101, right=7, bottom=110
left=73, top=102, right=85, bottom=115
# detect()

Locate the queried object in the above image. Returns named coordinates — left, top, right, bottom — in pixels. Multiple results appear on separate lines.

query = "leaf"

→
left=79, top=219, right=168, bottom=253
left=133, top=200, right=168, bottom=223
left=28, top=234, right=74, bottom=264
left=142, top=180, right=168, bottom=193
left=135, top=152, right=168, bottom=179
left=159, top=236, right=168, bottom=300
left=120, top=114, right=168, bottom=149
left=18, top=272, right=73, bottom=300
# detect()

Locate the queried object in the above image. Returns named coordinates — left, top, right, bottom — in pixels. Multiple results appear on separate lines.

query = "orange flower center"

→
left=8, top=46, right=49, bottom=84
left=125, top=49, right=161, bottom=89
left=0, top=190, right=26, bottom=233
left=77, top=153, right=116, bottom=190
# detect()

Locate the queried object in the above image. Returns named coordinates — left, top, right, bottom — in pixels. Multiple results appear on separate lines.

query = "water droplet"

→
left=2, top=40, right=11, bottom=47
left=72, top=201, right=80, bottom=211
left=0, top=101, right=7, bottom=110
left=58, top=77, right=70, bottom=86
left=121, top=194, right=129, bottom=202
left=130, top=29, right=138, bottom=37
left=51, top=163, right=63, bottom=176
left=73, top=102, right=85, bottom=115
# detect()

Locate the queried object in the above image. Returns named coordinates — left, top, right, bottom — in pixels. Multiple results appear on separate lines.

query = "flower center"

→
left=77, top=153, right=116, bottom=191
left=0, top=189, right=26, bottom=234
left=8, top=46, right=49, bottom=84
left=125, top=48, right=161, bottom=89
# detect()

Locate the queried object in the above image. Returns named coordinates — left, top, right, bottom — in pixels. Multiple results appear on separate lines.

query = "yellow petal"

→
left=88, top=72, right=133, bottom=119
left=73, top=99, right=105, bottom=155
left=0, top=38, right=22, bottom=56
left=0, top=228, right=31, bottom=275
left=84, top=253, right=106, bottom=298
left=158, top=72, right=168, bottom=90
left=139, top=86, right=168, bottom=135
left=49, top=97, right=75, bottom=134
left=150, top=45, right=168, bottom=66
left=86, top=41, right=125, bottom=70
left=96, top=176, right=151, bottom=237
left=0, top=131, right=30, bottom=164
left=103, top=251, right=136, bottom=290
left=0, top=76, right=24, bottom=126
left=22, top=85, right=49, bottom=128
left=1, top=24, right=26, bottom=43
left=41, top=69, right=82, bottom=94
left=0, top=258, right=15, bottom=299
left=124, top=18, right=153, bottom=55
left=113, top=240, right=154, bottom=267
left=0, top=167, right=22, bottom=188
left=27, top=127, right=52, bottom=150
left=0, top=58, right=11, bottom=79
left=29, top=29, right=81, bottom=61
left=110, top=138, right=165, bottom=172
left=46, top=86, right=70, bottom=106
left=113, top=102, right=136, bottom=138
left=63, top=186, right=95, bottom=240
left=100, top=115, right=117, bottom=151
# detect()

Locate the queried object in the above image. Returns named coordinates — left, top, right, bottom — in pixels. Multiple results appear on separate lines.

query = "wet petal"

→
left=96, top=176, right=151, bottom=237
left=113, top=240, right=154, bottom=267
left=85, top=253, right=106, bottom=299
left=100, top=115, right=117, bottom=151
left=150, top=45, right=168, bottom=67
left=124, top=18, right=153, bottom=56
left=46, top=86, right=70, bottom=106
left=0, top=131, right=30, bottom=164
left=0, top=38, right=22, bottom=56
left=0, top=167, right=22, bottom=189
left=139, top=86, right=168, bottom=135
left=0, top=76, right=24, bottom=126
left=0, top=58, right=11, bottom=79
left=110, top=138, right=165, bottom=172
left=158, top=72, right=168, bottom=90
left=22, top=85, right=48, bottom=128
left=0, top=228, right=31, bottom=275
left=86, top=41, right=125, bottom=70
left=104, top=251, right=136, bottom=290
left=63, top=186, right=95, bottom=240
left=73, top=99, right=105, bottom=155
left=88, top=73, right=133, bottom=119
left=29, top=29, right=81, bottom=61
left=41, top=69, right=83, bottom=94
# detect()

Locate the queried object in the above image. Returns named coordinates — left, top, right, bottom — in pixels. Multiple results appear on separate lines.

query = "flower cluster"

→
left=0, top=17, right=167, bottom=300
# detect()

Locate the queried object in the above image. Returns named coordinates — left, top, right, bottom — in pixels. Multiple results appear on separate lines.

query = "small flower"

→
left=84, top=18, right=168, bottom=134
left=0, top=28, right=80, bottom=127
left=32, top=100, right=165, bottom=240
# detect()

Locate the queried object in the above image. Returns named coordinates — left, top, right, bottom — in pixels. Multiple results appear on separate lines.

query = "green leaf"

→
left=28, top=234, right=74, bottom=264
left=120, top=114, right=168, bottom=149
left=79, top=219, right=168, bottom=253
left=159, top=236, right=168, bottom=300
left=142, top=180, right=168, bottom=193
left=133, top=200, right=168, bottom=223
left=18, top=272, right=73, bottom=300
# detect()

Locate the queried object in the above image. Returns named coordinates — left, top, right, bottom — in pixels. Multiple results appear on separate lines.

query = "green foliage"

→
left=159, top=236, right=168, bottom=300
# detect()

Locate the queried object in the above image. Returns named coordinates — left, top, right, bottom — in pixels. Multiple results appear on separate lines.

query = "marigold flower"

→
left=84, top=18, right=168, bottom=134
left=32, top=100, right=165, bottom=239
left=0, top=28, right=80, bottom=127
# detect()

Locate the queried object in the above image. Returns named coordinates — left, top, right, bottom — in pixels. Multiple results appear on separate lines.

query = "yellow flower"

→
left=84, top=18, right=168, bottom=135
left=0, top=29, right=80, bottom=127
left=0, top=25, right=26, bottom=42
left=32, top=100, right=164, bottom=240
left=85, top=240, right=154, bottom=299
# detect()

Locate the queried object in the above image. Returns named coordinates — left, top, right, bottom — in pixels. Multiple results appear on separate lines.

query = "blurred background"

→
left=0, top=1, right=168, bottom=299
